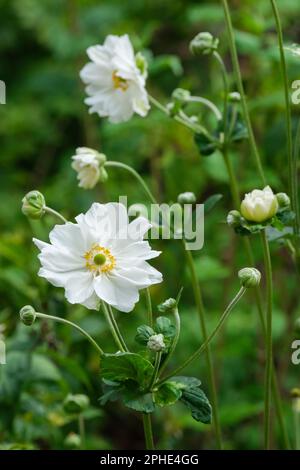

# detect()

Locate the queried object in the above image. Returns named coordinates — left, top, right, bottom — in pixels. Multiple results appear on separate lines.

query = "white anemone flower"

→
left=241, top=186, right=278, bottom=223
left=33, top=203, right=162, bottom=312
left=80, top=34, right=150, bottom=123
left=71, top=147, right=106, bottom=189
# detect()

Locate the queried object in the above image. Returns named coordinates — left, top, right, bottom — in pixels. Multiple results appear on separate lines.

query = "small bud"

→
left=158, top=298, right=177, bottom=313
left=63, top=394, right=90, bottom=414
left=71, top=147, right=107, bottom=189
left=22, top=190, right=46, bottom=220
left=190, top=32, right=219, bottom=56
left=177, top=192, right=196, bottom=205
left=172, top=88, right=191, bottom=103
left=227, top=210, right=242, bottom=228
left=147, top=333, right=166, bottom=352
left=64, top=432, right=81, bottom=449
left=135, top=52, right=148, bottom=79
left=99, top=166, right=108, bottom=183
left=166, top=101, right=181, bottom=117
left=228, top=92, right=241, bottom=103
left=238, top=267, right=261, bottom=288
left=276, top=192, right=290, bottom=209
left=19, top=305, right=36, bottom=326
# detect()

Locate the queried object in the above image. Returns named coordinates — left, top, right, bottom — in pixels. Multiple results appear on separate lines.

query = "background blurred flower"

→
left=80, top=34, right=150, bottom=123
left=71, top=147, right=106, bottom=189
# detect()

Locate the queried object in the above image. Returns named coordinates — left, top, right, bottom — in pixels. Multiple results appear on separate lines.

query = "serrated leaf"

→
left=154, top=381, right=182, bottom=406
left=171, top=376, right=202, bottom=389
left=155, top=316, right=176, bottom=339
left=101, top=353, right=154, bottom=389
left=180, top=388, right=212, bottom=424
left=123, top=390, right=155, bottom=413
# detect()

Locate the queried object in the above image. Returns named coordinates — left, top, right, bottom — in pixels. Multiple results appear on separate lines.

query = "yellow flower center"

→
left=112, top=71, right=129, bottom=91
left=84, top=244, right=116, bottom=275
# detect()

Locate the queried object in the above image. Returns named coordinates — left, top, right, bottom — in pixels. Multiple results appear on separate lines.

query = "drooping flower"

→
left=33, top=203, right=162, bottom=313
left=71, top=147, right=107, bottom=189
left=240, top=186, right=278, bottom=223
left=80, top=35, right=150, bottom=123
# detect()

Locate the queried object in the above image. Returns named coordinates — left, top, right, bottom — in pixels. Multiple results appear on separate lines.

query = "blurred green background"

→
left=1, top=0, right=300, bottom=450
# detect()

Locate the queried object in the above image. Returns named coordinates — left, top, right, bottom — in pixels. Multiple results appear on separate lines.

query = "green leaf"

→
left=171, top=376, right=202, bottom=389
left=123, top=387, right=155, bottom=413
left=218, top=107, right=248, bottom=143
left=204, top=194, right=223, bottom=214
left=29, top=354, right=62, bottom=383
left=101, top=353, right=154, bottom=389
left=99, top=380, right=123, bottom=405
left=155, top=316, right=176, bottom=339
left=180, top=388, right=212, bottom=424
left=154, top=381, right=182, bottom=406
left=135, top=325, right=155, bottom=346
left=194, top=133, right=218, bottom=157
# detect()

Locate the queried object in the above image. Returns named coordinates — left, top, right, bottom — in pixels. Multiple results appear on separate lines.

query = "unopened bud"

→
left=22, top=190, right=46, bottom=219
left=64, top=432, right=81, bottom=449
left=177, top=192, right=196, bottom=205
left=227, top=210, right=242, bottom=228
left=147, top=333, right=166, bottom=352
left=190, top=32, right=219, bottom=56
left=19, top=305, right=36, bottom=326
left=228, top=92, right=241, bottom=103
left=63, top=394, right=90, bottom=414
left=276, top=192, right=290, bottom=209
left=238, top=267, right=261, bottom=288
left=172, top=88, right=191, bottom=103
left=158, top=298, right=177, bottom=313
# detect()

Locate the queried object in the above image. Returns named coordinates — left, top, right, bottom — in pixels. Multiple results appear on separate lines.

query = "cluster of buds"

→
left=147, top=333, right=166, bottom=353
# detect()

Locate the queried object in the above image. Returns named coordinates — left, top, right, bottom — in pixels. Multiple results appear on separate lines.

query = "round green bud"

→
left=228, top=92, right=241, bottom=103
left=19, top=305, right=36, bottom=326
left=190, top=32, right=219, bottom=56
left=98, top=167, right=108, bottom=183
left=172, top=88, right=191, bottom=103
left=64, top=432, right=81, bottom=449
left=147, top=333, right=166, bottom=352
left=276, top=192, right=290, bottom=209
left=177, top=192, right=196, bottom=205
left=227, top=210, right=242, bottom=228
left=135, top=52, right=148, bottom=79
left=158, top=298, right=177, bottom=313
left=238, top=267, right=261, bottom=288
left=63, top=394, right=90, bottom=414
left=22, top=190, right=46, bottom=220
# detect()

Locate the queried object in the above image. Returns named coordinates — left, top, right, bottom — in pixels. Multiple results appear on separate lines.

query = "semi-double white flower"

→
left=33, top=203, right=162, bottom=312
left=241, top=186, right=278, bottom=223
left=80, top=34, right=150, bottom=123
left=71, top=147, right=106, bottom=189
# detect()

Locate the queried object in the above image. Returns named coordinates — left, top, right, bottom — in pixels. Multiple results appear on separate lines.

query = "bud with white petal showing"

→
left=135, top=52, right=148, bottom=79
left=19, top=305, right=36, bottom=326
left=228, top=92, right=241, bottom=103
left=71, top=147, right=107, bottom=189
left=238, top=267, right=261, bottom=288
left=227, top=210, right=242, bottom=228
left=177, top=192, right=196, bottom=205
left=22, top=190, right=46, bottom=220
left=158, top=298, right=177, bottom=313
left=147, top=333, right=166, bottom=352
left=276, top=192, right=290, bottom=209
left=240, top=186, right=278, bottom=223
left=190, top=32, right=219, bottom=56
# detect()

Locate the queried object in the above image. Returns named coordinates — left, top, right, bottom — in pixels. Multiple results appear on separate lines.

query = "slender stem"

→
left=183, top=242, right=223, bottom=449
left=270, top=0, right=297, bottom=229
left=104, top=161, right=157, bottom=204
left=78, top=414, right=85, bottom=449
left=222, top=148, right=240, bottom=208
left=186, top=96, right=222, bottom=121
left=158, top=306, right=181, bottom=377
left=145, top=288, right=153, bottom=328
left=213, top=51, right=229, bottom=136
left=221, top=0, right=266, bottom=185
left=44, top=206, right=67, bottom=224
left=294, top=403, right=300, bottom=450
left=293, top=118, right=300, bottom=236
left=142, top=413, right=155, bottom=450
left=101, top=301, right=126, bottom=352
left=35, top=312, right=104, bottom=356
left=149, top=352, right=162, bottom=390
left=260, top=229, right=273, bottom=450
left=159, top=287, right=246, bottom=383
left=107, top=304, right=129, bottom=352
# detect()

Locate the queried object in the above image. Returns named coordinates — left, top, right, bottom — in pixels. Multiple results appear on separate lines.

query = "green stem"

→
left=44, top=206, right=67, bottom=224
left=293, top=118, right=300, bottom=237
left=186, top=95, right=222, bottom=121
left=159, top=286, right=246, bottom=383
left=221, top=0, right=266, bottom=185
left=158, top=306, right=181, bottom=377
left=183, top=242, right=223, bottom=449
left=107, top=304, right=129, bottom=352
left=35, top=312, right=104, bottom=356
left=270, top=0, right=297, bottom=229
left=294, top=404, right=300, bottom=450
left=105, top=161, right=157, bottom=204
left=260, top=229, right=273, bottom=450
left=223, top=148, right=240, bottom=208
left=145, top=288, right=153, bottom=328
left=149, top=352, right=162, bottom=390
left=78, top=414, right=85, bottom=449
left=142, top=413, right=155, bottom=450
left=213, top=51, right=229, bottom=137
left=101, top=301, right=126, bottom=352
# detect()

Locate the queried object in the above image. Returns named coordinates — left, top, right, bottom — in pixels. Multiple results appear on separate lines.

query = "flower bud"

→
left=135, top=52, right=148, bottom=79
left=158, top=298, right=177, bottom=313
left=190, top=32, right=219, bottom=56
left=177, top=192, right=196, bottom=205
left=238, top=267, right=261, bottom=288
left=276, top=192, right=290, bottom=209
left=22, top=190, right=46, bottom=220
left=227, top=210, right=242, bottom=228
left=63, top=394, right=90, bottom=414
left=240, top=186, right=278, bottom=223
left=228, top=92, right=241, bottom=103
left=147, top=333, right=166, bottom=352
left=19, top=305, right=36, bottom=326
left=99, top=166, right=108, bottom=183
left=64, top=432, right=81, bottom=449
left=172, top=88, right=191, bottom=103
left=71, top=147, right=107, bottom=189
